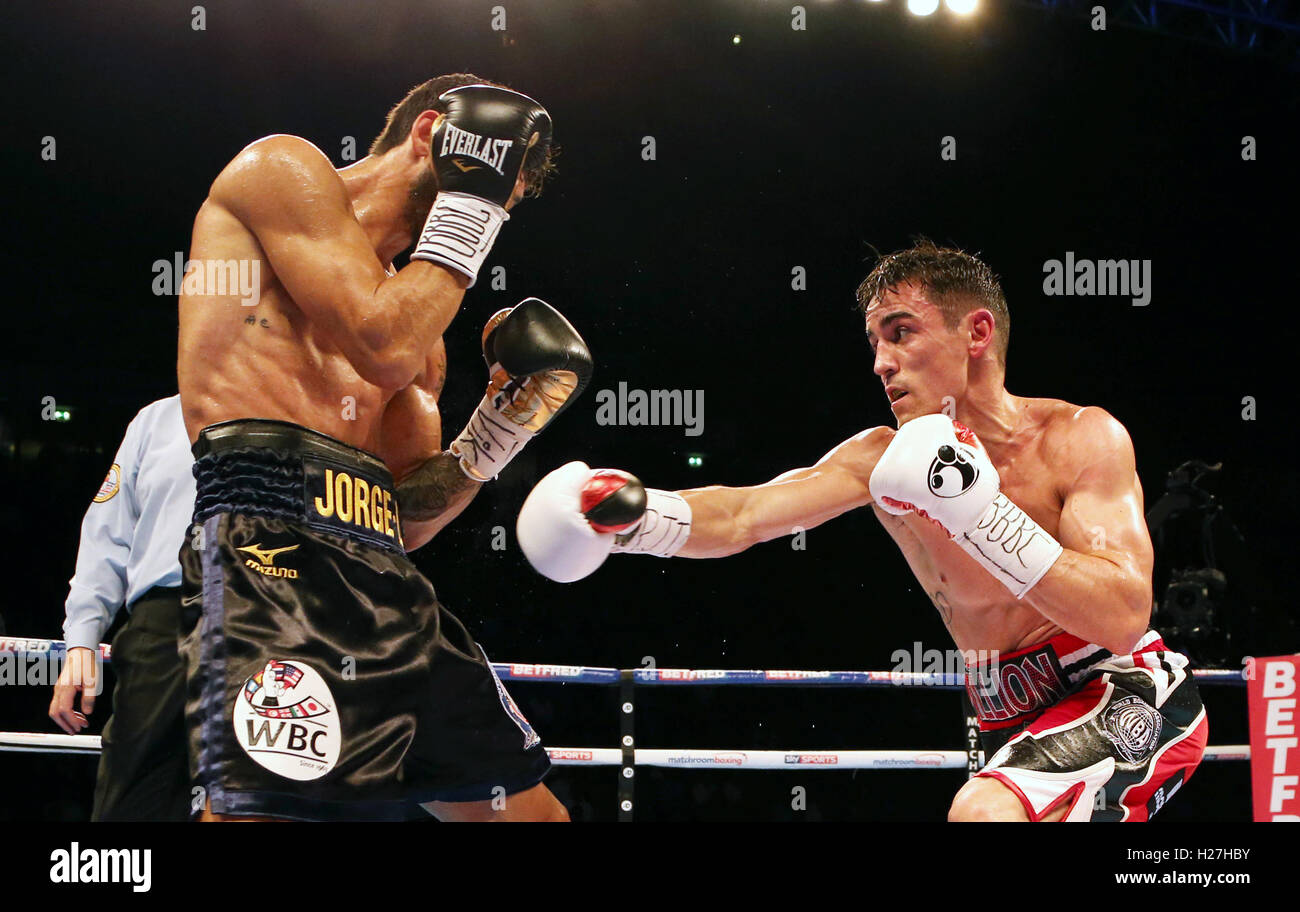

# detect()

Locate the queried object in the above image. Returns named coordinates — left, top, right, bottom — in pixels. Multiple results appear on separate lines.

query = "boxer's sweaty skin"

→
left=179, top=128, right=525, bottom=548
left=869, top=396, right=1127, bottom=657
left=676, top=284, right=1152, bottom=660
left=178, top=127, right=524, bottom=457
left=178, top=134, right=464, bottom=454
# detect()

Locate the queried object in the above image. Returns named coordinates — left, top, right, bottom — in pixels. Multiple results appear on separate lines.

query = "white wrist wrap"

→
left=612, top=488, right=692, bottom=558
left=450, top=391, right=537, bottom=481
left=955, top=492, right=1063, bottom=599
left=410, top=192, right=508, bottom=288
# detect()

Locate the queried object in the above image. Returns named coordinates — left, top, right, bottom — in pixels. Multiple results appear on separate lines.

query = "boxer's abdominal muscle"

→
left=871, top=461, right=1067, bottom=657
left=178, top=203, right=393, bottom=450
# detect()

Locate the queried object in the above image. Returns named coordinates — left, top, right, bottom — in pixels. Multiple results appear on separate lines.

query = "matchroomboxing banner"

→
left=1247, top=655, right=1300, bottom=821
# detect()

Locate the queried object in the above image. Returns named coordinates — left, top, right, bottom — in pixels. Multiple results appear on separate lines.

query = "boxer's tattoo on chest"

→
left=242, top=314, right=271, bottom=329
left=932, top=590, right=953, bottom=625
left=396, top=450, right=476, bottom=521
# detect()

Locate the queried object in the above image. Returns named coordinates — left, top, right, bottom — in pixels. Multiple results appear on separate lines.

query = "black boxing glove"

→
left=450, top=298, right=592, bottom=481
left=411, top=85, right=553, bottom=287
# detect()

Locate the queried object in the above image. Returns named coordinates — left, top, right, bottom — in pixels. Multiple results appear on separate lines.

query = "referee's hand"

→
left=49, top=647, right=99, bottom=735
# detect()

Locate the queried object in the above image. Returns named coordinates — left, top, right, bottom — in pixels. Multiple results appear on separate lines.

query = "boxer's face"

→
left=865, top=282, right=972, bottom=425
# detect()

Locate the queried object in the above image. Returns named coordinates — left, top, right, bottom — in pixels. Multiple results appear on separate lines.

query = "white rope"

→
left=0, top=733, right=1251, bottom=767
left=0, top=732, right=103, bottom=755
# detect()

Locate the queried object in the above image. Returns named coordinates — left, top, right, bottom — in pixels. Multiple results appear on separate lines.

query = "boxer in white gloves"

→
left=518, top=241, right=1208, bottom=822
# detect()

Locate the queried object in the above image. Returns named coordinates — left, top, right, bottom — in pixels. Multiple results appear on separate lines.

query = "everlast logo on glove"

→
left=439, top=123, right=513, bottom=176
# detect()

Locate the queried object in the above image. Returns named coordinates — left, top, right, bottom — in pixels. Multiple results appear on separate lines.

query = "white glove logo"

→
left=928, top=444, right=980, bottom=498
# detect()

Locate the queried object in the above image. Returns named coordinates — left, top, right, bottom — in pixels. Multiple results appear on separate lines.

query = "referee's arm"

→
left=49, top=419, right=143, bottom=733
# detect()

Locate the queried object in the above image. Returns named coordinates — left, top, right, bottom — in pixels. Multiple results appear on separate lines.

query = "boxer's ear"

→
left=410, top=110, right=442, bottom=159
left=965, top=308, right=997, bottom=359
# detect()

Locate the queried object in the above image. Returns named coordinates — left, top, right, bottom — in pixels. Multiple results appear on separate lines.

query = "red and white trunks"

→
left=969, top=630, right=1209, bottom=821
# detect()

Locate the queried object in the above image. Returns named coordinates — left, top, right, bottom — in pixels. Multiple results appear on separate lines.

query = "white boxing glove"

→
left=517, top=461, right=692, bottom=583
left=869, top=414, right=1062, bottom=598
left=517, top=462, right=616, bottom=583
left=868, top=414, right=1000, bottom=529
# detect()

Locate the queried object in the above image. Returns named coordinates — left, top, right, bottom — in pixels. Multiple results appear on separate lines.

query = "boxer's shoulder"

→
left=229, top=133, right=335, bottom=173
left=1049, top=401, right=1129, bottom=445
left=1039, top=400, right=1135, bottom=479
left=852, top=424, right=897, bottom=447
left=212, top=134, right=345, bottom=215
left=821, top=425, right=895, bottom=480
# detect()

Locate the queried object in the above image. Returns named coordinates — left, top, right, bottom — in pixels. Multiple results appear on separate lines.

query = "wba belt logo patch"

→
left=233, top=660, right=341, bottom=781
left=1102, top=694, right=1163, bottom=763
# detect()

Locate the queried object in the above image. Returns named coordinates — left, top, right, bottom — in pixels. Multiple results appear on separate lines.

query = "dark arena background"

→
left=1, top=0, right=1297, bottom=864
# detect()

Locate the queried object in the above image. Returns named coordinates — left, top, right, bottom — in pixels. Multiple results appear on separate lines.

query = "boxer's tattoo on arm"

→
left=397, top=451, right=477, bottom=520
left=932, top=590, right=953, bottom=626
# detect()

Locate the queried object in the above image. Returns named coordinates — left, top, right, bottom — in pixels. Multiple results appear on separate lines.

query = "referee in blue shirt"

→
left=48, top=395, right=196, bottom=820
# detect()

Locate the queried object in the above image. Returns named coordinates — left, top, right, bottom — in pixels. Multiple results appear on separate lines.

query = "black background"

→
left=1, top=0, right=1296, bottom=823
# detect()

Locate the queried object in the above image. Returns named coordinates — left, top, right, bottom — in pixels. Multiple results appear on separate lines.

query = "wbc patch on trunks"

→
left=303, top=457, right=405, bottom=551
left=233, top=659, right=341, bottom=781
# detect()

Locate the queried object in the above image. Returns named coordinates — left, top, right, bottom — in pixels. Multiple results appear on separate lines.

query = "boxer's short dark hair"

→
left=369, top=73, right=556, bottom=195
left=856, top=239, right=1010, bottom=366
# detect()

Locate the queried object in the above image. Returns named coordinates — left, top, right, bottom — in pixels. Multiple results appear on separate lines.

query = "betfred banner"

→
left=1247, top=655, right=1300, bottom=821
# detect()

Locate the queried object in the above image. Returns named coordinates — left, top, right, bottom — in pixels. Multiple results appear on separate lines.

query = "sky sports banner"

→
left=1248, top=655, right=1300, bottom=821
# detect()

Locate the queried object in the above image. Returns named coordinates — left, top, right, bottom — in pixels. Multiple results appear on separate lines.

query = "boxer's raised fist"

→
left=869, top=413, right=1063, bottom=599
left=451, top=299, right=592, bottom=481
left=432, top=85, right=552, bottom=208
left=412, top=85, right=552, bottom=285
left=868, top=413, right=999, bottom=536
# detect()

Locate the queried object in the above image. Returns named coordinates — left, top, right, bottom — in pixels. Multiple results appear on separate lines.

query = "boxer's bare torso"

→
left=178, top=136, right=448, bottom=475
left=870, top=396, right=1107, bottom=657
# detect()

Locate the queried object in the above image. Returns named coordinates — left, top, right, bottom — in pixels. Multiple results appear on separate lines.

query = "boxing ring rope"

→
left=0, top=732, right=1251, bottom=766
left=0, top=638, right=1252, bottom=819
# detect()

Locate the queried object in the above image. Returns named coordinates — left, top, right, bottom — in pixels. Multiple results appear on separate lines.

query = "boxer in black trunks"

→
left=178, top=74, right=583, bottom=820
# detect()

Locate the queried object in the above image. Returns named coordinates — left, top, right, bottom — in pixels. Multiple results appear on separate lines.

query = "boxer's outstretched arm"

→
left=211, top=135, right=467, bottom=390
left=1020, top=408, right=1153, bottom=655
left=516, top=428, right=893, bottom=582
left=675, top=427, right=893, bottom=558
